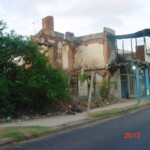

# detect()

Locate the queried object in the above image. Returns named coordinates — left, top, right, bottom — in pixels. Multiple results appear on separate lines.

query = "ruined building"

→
left=33, top=16, right=150, bottom=101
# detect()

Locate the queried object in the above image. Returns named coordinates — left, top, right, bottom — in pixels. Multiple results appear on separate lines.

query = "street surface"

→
left=1, top=105, right=150, bottom=150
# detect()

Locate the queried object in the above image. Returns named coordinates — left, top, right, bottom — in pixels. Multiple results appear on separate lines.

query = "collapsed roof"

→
left=115, top=28, right=150, bottom=39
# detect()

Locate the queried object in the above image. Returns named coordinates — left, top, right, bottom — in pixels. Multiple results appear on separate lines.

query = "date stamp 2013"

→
left=124, top=133, right=141, bottom=139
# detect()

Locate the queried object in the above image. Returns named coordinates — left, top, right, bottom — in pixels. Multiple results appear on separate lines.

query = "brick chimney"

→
left=42, top=16, right=54, bottom=36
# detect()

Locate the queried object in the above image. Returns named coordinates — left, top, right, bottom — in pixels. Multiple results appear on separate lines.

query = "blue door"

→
left=121, top=80, right=128, bottom=98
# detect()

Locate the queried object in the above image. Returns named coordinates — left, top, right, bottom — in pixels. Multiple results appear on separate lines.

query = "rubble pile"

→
left=0, top=96, right=122, bottom=123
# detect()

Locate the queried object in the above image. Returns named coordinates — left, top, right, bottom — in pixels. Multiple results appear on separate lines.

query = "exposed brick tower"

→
left=42, top=16, right=54, bottom=36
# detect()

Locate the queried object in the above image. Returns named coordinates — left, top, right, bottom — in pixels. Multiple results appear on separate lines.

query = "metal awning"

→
left=115, top=28, right=150, bottom=39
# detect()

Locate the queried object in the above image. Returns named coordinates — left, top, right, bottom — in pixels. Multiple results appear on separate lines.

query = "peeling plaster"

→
left=48, top=39, right=55, bottom=43
left=62, top=45, right=69, bottom=70
left=74, top=43, right=104, bottom=69
left=96, top=73, right=103, bottom=83
left=57, top=41, right=63, bottom=63
left=40, top=45, right=48, bottom=53
left=39, top=37, right=44, bottom=43
left=108, top=50, right=116, bottom=64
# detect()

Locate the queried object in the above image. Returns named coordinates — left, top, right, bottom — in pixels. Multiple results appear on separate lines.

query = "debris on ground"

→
left=0, top=96, right=124, bottom=123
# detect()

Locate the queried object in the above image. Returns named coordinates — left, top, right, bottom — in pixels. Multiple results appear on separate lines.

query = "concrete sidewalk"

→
left=0, top=98, right=150, bottom=146
left=0, top=98, right=149, bottom=128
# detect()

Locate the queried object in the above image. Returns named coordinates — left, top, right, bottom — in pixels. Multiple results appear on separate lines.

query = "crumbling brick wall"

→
left=32, top=16, right=118, bottom=97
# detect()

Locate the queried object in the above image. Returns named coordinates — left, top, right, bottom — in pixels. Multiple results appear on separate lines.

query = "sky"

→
left=0, top=0, right=150, bottom=37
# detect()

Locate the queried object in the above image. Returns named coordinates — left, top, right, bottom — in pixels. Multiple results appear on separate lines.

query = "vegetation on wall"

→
left=100, top=80, right=116, bottom=99
left=0, top=20, right=68, bottom=117
left=78, top=73, right=88, bottom=83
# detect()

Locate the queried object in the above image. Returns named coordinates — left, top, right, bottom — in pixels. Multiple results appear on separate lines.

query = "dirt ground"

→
left=0, top=96, right=123, bottom=123
left=55, top=95, right=122, bottom=114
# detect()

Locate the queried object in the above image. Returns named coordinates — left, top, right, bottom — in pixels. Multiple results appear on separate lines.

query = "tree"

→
left=0, top=21, right=68, bottom=117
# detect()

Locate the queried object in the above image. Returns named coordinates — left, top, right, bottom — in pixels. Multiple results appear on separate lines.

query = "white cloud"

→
left=0, top=0, right=150, bottom=36
left=0, top=5, right=6, bottom=14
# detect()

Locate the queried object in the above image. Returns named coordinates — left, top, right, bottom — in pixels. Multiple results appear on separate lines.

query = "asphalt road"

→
left=1, top=105, right=150, bottom=150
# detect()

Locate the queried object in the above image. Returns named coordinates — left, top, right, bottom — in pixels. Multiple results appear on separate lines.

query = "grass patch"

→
left=93, top=105, right=141, bottom=118
left=31, top=131, right=40, bottom=137
left=61, top=124, right=68, bottom=127
left=45, top=129, right=55, bottom=134
left=3, top=132, right=24, bottom=140
left=31, top=129, right=54, bottom=137
left=25, top=126, right=48, bottom=129
left=0, top=126, right=54, bottom=140
left=127, top=105, right=140, bottom=111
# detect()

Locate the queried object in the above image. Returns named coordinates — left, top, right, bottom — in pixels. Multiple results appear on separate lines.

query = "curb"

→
left=0, top=119, right=95, bottom=147
left=0, top=138, right=15, bottom=146
left=0, top=101, right=150, bottom=146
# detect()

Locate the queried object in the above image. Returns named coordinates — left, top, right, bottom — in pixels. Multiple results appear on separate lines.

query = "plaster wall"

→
left=110, top=69, right=121, bottom=98
left=74, top=43, right=104, bottom=69
left=62, top=45, right=69, bottom=70
left=44, top=47, right=54, bottom=65
left=95, top=73, right=103, bottom=93
left=78, top=80, right=88, bottom=96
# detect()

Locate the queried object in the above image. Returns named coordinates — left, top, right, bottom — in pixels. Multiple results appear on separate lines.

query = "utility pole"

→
left=86, top=71, right=94, bottom=119
left=136, top=68, right=141, bottom=104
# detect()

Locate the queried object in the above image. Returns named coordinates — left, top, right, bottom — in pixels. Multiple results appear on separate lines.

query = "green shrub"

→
left=0, top=20, right=68, bottom=117
left=100, top=80, right=116, bottom=99
left=78, top=73, right=88, bottom=83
